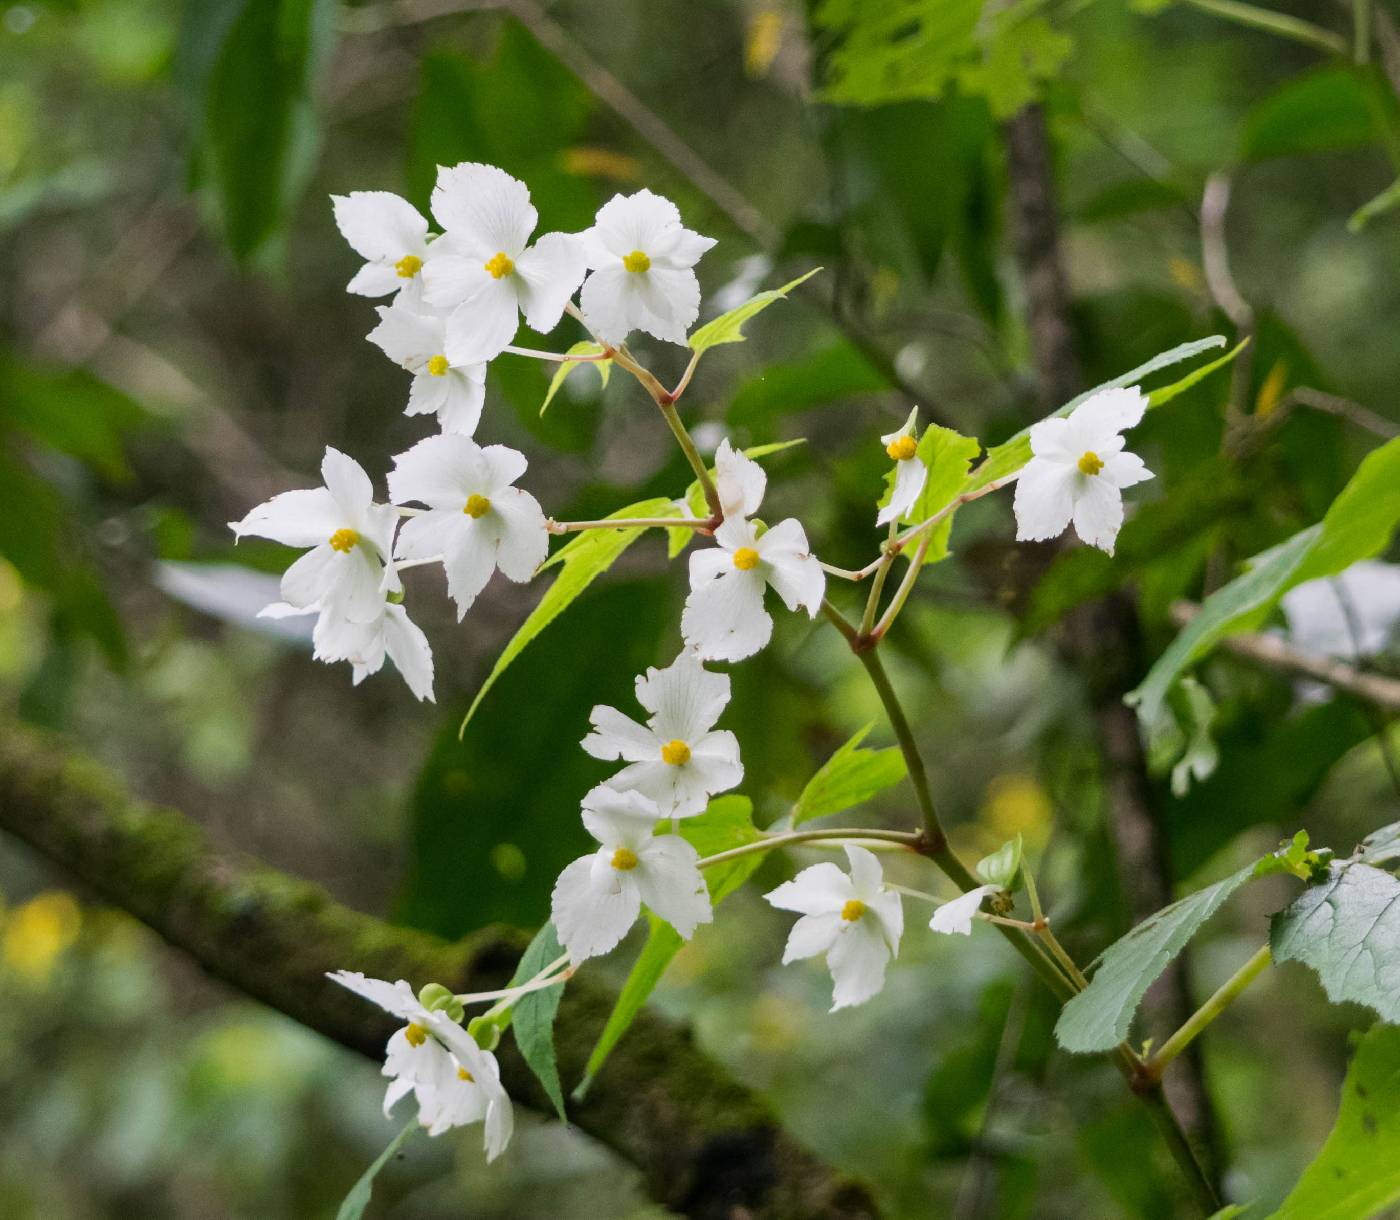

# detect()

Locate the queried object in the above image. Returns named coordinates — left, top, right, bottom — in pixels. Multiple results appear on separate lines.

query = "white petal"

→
left=551, top=855, right=641, bottom=961
left=442, top=525, right=500, bottom=618
left=1027, top=415, right=1074, bottom=459
left=479, top=444, right=528, bottom=493
left=714, top=438, right=766, bottom=520
left=758, top=520, right=825, bottom=615
left=867, top=888, right=905, bottom=953
left=332, top=192, right=428, bottom=262
left=578, top=265, right=637, bottom=346
left=367, top=302, right=442, bottom=368
left=878, top=457, right=928, bottom=526
left=406, top=373, right=450, bottom=422
left=588, top=190, right=683, bottom=260
left=688, top=731, right=744, bottom=796
left=388, top=434, right=487, bottom=508
left=630, top=267, right=701, bottom=344
left=1071, top=474, right=1125, bottom=554
left=680, top=569, right=772, bottom=662
left=765, top=861, right=853, bottom=916
left=393, top=510, right=459, bottom=563
left=430, top=163, right=536, bottom=257
left=581, top=706, right=659, bottom=764
left=844, top=845, right=884, bottom=897
left=514, top=231, right=588, bottom=333
left=443, top=277, right=522, bottom=364
left=651, top=226, right=716, bottom=271
left=488, top=488, right=549, bottom=581
left=635, top=835, right=712, bottom=938
left=1013, top=457, right=1077, bottom=543
left=347, top=262, right=403, bottom=298
left=1070, top=385, right=1147, bottom=439
left=421, top=251, right=484, bottom=311
left=382, top=603, right=435, bottom=702
left=230, top=488, right=341, bottom=547
left=781, top=911, right=842, bottom=963
left=280, top=544, right=338, bottom=609
left=827, top=919, right=891, bottom=1010
left=326, top=970, right=422, bottom=1021
left=1103, top=449, right=1153, bottom=490
left=635, top=652, right=731, bottom=740
left=434, top=369, right=487, bottom=437
left=929, top=884, right=1000, bottom=936
left=581, top=785, right=664, bottom=846
left=321, top=448, right=374, bottom=521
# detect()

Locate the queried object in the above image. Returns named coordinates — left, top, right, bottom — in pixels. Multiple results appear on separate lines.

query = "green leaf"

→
left=1241, top=66, right=1378, bottom=163
left=726, top=340, right=887, bottom=428
left=976, top=835, right=1024, bottom=890
left=203, top=0, right=333, bottom=258
left=1271, top=1023, right=1400, bottom=1220
left=1358, top=822, right=1400, bottom=868
left=686, top=268, right=821, bottom=356
left=1271, top=862, right=1400, bottom=1023
left=576, top=796, right=760, bottom=1095
left=1055, top=864, right=1256, bottom=1053
left=904, top=425, right=982, bottom=564
left=541, top=342, right=611, bottom=415
left=793, top=722, right=907, bottom=826
left=1128, top=433, right=1400, bottom=731
left=460, top=498, right=681, bottom=732
left=1145, top=339, right=1252, bottom=409
left=336, top=1120, right=416, bottom=1220
left=506, top=922, right=568, bottom=1121
left=1349, top=176, right=1400, bottom=233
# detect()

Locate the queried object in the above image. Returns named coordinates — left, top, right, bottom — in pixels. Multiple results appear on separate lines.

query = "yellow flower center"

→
left=841, top=899, right=866, bottom=922
left=885, top=435, right=917, bottom=461
left=457, top=1067, right=474, bottom=1082
left=328, top=528, right=359, bottom=553
left=427, top=354, right=450, bottom=377
left=732, top=547, right=760, bottom=571
left=623, top=249, right=651, bottom=273
left=1078, top=451, right=1104, bottom=476
left=395, top=254, right=423, bottom=279
left=404, top=1022, right=428, bottom=1047
left=660, top=739, right=691, bottom=766
left=611, top=846, right=639, bottom=871
left=464, top=494, right=491, bottom=518
left=484, top=251, right=515, bottom=279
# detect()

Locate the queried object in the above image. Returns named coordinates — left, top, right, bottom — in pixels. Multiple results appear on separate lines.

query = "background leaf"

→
left=686, top=269, right=820, bottom=356
left=335, top=1121, right=416, bottom=1220
left=793, top=722, right=907, bottom=826
left=506, top=922, right=568, bottom=1121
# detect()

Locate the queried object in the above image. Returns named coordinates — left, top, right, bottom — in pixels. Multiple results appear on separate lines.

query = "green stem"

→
left=1146, top=945, right=1272, bottom=1080
left=859, top=523, right=898, bottom=637
left=871, top=533, right=933, bottom=639
left=696, top=827, right=923, bottom=869
left=1182, top=0, right=1348, bottom=55
left=550, top=516, right=711, bottom=533
left=1355, top=0, right=1373, bottom=62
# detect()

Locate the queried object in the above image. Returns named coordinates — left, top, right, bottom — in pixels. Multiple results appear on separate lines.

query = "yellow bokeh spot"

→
left=427, top=354, right=450, bottom=377
left=885, top=434, right=917, bottom=461
left=404, top=1022, right=428, bottom=1047
left=981, top=773, right=1053, bottom=849
left=484, top=251, right=515, bottom=279
left=457, top=1066, right=475, bottom=1082
left=622, top=249, right=651, bottom=274
left=660, top=739, right=691, bottom=766
left=1078, top=451, right=1104, bottom=477
left=395, top=255, right=423, bottom=279
left=463, top=494, right=491, bottom=518
left=840, top=899, right=865, bottom=922
left=732, top=547, right=760, bottom=571
left=611, top=846, right=639, bottom=871
left=2, top=890, right=81, bottom=983
left=328, top=528, right=359, bottom=553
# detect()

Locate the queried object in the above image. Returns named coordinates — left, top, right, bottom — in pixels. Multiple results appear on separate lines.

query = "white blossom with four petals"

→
left=368, top=301, right=487, bottom=436
left=1013, top=386, right=1153, bottom=555
left=765, top=846, right=904, bottom=1011
left=581, top=653, right=742, bottom=819
left=579, top=189, right=715, bottom=346
left=422, top=163, right=587, bottom=364
left=332, top=192, right=432, bottom=307
left=230, top=448, right=399, bottom=623
left=388, top=435, right=549, bottom=619
left=877, top=408, right=927, bottom=526
left=551, top=787, right=712, bottom=961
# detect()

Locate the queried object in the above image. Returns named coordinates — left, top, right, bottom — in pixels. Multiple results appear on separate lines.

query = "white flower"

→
left=230, top=448, right=399, bottom=623
left=877, top=408, right=927, bottom=526
left=681, top=517, right=825, bottom=662
left=579, top=189, right=715, bottom=346
left=713, top=438, right=765, bottom=522
left=1013, top=386, right=1153, bottom=555
left=765, top=845, right=903, bottom=1011
left=387, top=435, right=549, bottom=619
left=259, top=599, right=435, bottom=702
left=332, top=192, right=432, bottom=306
left=551, top=787, right=712, bottom=961
left=928, top=884, right=1000, bottom=936
left=581, top=653, right=742, bottom=819
left=422, top=163, right=587, bottom=363
left=368, top=301, right=487, bottom=436
left=326, top=972, right=513, bottom=1157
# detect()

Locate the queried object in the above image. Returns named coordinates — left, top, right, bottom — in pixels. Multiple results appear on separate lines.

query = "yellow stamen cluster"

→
left=885, top=434, right=918, bottom=462
left=623, top=249, right=651, bottom=273
left=404, top=1022, right=428, bottom=1047
left=427, top=354, right=450, bottom=377
left=328, top=528, right=359, bottom=553
left=1078, top=451, right=1104, bottom=476
left=660, top=739, right=691, bottom=766
left=484, top=251, right=515, bottom=279
left=841, top=899, right=866, bottom=922
left=464, top=494, right=491, bottom=518
left=732, top=547, right=760, bottom=571
left=611, top=846, right=640, bottom=871
left=457, top=1067, right=475, bottom=1082
left=395, top=254, right=423, bottom=279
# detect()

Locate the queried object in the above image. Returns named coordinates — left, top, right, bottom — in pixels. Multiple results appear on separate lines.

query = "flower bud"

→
left=418, top=982, right=465, bottom=1022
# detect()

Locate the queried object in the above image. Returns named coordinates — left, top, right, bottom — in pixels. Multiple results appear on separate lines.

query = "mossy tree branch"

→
left=0, top=723, right=876, bottom=1220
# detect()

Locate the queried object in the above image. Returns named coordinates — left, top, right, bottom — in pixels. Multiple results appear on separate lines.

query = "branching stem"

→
left=696, top=827, right=923, bottom=870
left=1145, top=945, right=1272, bottom=1081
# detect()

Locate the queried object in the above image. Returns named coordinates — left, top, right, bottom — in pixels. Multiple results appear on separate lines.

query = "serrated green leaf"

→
left=460, top=497, right=681, bottom=732
left=976, top=834, right=1023, bottom=890
left=336, top=1120, right=416, bottom=1220
left=576, top=796, right=759, bottom=1095
left=794, top=722, right=907, bottom=827
left=686, top=268, right=821, bottom=356
left=905, top=425, right=982, bottom=564
left=1358, top=822, right=1400, bottom=867
left=540, top=342, right=611, bottom=415
left=1128, top=433, right=1400, bottom=731
left=505, top=922, right=568, bottom=1120
left=666, top=439, right=807, bottom=558
left=1271, top=1023, right=1400, bottom=1220
left=1055, top=863, right=1256, bottom=1053
left=1271, top=862, right=1400, bottom=1023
